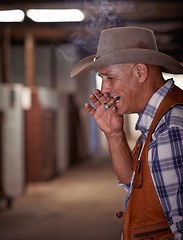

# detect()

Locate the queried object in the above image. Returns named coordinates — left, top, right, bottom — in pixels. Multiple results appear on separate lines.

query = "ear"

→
left=135, top=64, right=148, bottom=83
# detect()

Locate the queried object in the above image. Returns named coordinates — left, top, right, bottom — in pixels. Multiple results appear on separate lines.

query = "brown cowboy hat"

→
left=70, top=27, right=183, bottom=78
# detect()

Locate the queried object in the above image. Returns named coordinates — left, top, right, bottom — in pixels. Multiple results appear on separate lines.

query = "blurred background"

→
left=0, top=0, right=182, bottom=239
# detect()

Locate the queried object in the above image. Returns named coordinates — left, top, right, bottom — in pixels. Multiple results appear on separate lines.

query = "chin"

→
left=116, top=108, right=126, bottom=115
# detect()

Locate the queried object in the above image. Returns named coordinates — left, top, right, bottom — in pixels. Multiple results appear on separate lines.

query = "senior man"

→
left=71, top=27, right=183, bottom=240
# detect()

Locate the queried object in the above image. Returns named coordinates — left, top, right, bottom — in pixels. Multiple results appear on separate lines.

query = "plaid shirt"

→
left=123, top=79, right=183, bottom=239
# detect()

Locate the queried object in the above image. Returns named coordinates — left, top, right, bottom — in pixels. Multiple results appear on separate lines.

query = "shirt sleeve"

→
left=149, top=124, right=183, bottom=239
left=119, top=182, right=131, bottom=192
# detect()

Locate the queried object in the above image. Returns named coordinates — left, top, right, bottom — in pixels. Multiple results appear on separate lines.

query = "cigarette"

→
left=103, top=96, right=120, bottom=109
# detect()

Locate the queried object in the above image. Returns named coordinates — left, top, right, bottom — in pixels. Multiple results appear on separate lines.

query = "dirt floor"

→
left=0, top=157, right=126, bottom=240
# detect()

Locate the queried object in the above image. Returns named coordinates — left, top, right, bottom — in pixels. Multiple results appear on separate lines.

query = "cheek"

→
left=112, top=74, right=135, bottom=98
left=115, top=84, right=129, bottom=99
left=113, top=81, right=124, bottom=93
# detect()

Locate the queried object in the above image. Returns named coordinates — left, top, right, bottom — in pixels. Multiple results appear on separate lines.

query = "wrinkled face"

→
left=98, top=63, right=141, bottom=115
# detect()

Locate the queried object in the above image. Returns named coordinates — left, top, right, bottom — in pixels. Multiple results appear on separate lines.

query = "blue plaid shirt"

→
left=122, top=79, right=183, bottom=239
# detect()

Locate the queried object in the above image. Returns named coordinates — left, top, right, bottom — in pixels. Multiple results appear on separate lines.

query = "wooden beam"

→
left=24, top=31, right=35, bottom=87
left=1, top=26, right=11, bottom=83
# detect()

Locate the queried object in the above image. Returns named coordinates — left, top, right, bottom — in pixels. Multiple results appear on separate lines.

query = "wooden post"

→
left=1, top=26, right=11, bottom=83
left=50, top=45, right=57, bottom=88
left=24, top=31, right=35, bottom=87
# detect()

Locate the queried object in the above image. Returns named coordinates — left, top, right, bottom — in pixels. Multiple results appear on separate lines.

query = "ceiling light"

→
left=27, top=9, right=84, bottom=22
left=0, top=9, right=25, bottom=22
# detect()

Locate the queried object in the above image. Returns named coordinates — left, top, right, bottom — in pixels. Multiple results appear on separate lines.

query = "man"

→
left=70, top=27, right=183, bottom=239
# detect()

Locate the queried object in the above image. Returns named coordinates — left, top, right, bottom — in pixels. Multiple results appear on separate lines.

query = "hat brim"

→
left=70, top=49, right=183, bottom=78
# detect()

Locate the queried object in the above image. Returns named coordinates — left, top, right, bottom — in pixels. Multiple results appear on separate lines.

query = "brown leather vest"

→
left=121, top=86, right=183, bottom=240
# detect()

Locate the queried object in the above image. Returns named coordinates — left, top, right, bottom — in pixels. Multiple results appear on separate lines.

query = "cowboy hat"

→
left=70, top=27, right=183, bottom=78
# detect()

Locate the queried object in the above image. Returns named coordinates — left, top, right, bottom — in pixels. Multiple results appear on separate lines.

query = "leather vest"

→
left=119, top=86, right=183, bottom=240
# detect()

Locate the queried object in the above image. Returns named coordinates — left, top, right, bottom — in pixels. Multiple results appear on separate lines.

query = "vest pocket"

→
left=129, top=223, right=174, bottom=240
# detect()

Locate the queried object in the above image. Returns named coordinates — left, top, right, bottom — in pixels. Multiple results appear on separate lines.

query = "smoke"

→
left=84, top=0, right=119, bottom=28
left=59, top=0, right=134, bottom=62
left=55, top=44, right=79, bottom=63
left=69, top=0, right=121, bottom=59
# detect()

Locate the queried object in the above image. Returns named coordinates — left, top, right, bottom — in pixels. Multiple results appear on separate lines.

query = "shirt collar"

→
left=135, top=79, right=174, bottom=135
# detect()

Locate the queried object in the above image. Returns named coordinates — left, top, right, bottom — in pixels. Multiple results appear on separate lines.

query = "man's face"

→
left=98, top=63, right=140, bottom=115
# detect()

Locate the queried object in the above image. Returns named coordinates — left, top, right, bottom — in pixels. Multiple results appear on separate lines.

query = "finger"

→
left=94, top=89, right=107, bottom=104
left=111, top=105, right=117, bottom=113
left=90, top=93, right=101, bottom=108
left=111, top=105, right=123, bottom=120
left=85, top=102, right=96, bottom=116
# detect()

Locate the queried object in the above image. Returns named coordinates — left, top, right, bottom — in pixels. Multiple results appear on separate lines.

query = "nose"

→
left=101, top=78, right=112, bottom=95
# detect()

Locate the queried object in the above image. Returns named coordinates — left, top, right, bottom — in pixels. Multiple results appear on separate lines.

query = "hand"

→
left=85, top=89, right=124, bottom=138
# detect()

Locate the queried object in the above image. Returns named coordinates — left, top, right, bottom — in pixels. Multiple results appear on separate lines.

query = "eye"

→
left=98, top=73, right=113, bottom=80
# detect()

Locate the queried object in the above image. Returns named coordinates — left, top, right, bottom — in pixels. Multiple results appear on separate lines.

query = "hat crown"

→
left=70, top=26, right=183, bottom=78
left=96, top=27, right=158, bottom=58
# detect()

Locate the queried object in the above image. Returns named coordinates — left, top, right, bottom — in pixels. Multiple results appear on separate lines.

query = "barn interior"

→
left=0, top=0, right=183, bottom=239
